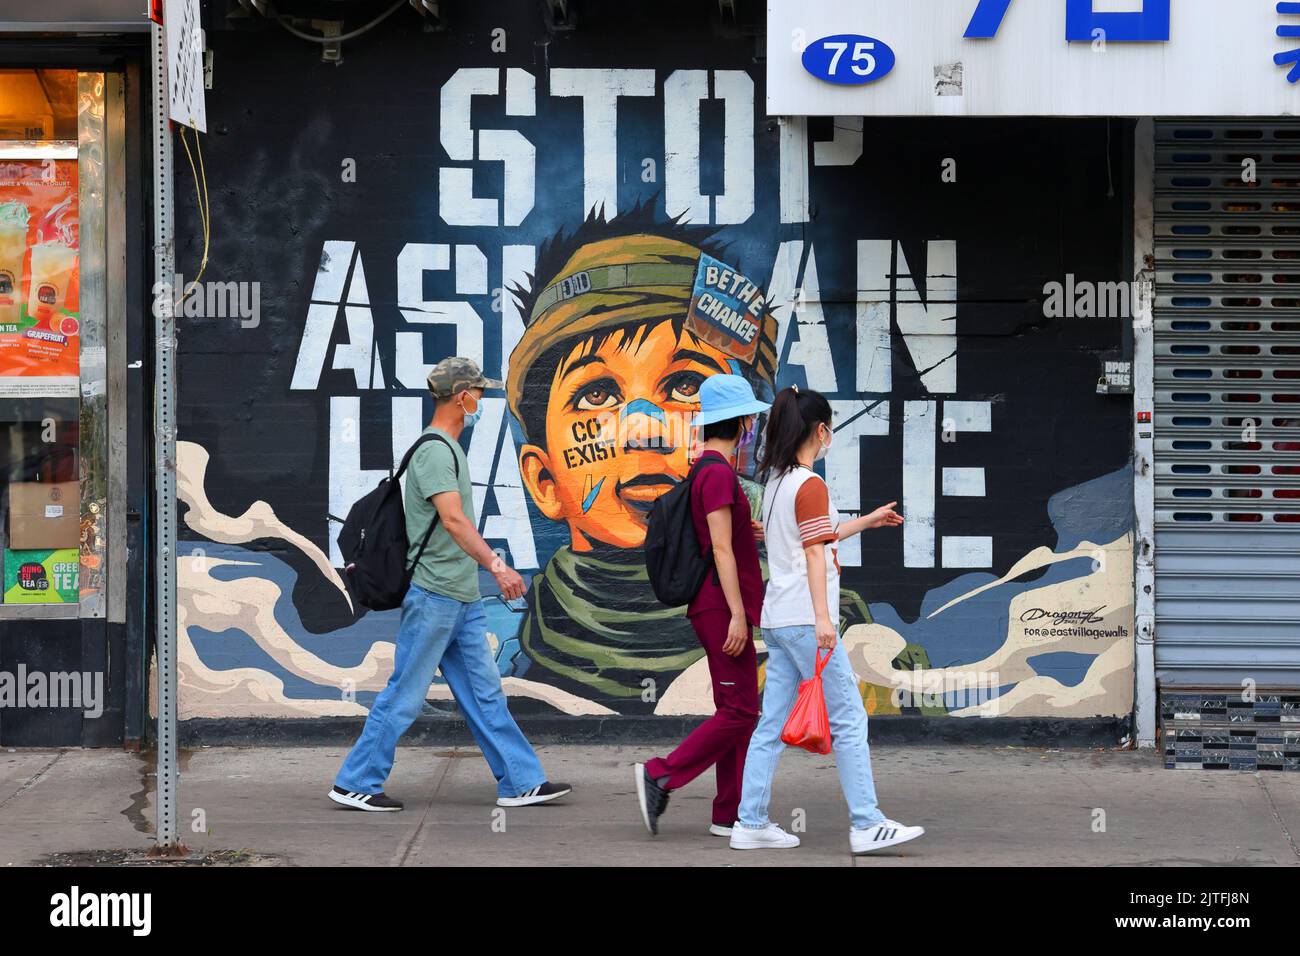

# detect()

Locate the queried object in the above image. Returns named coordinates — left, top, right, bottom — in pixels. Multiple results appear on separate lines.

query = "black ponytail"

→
left=759, top=386, right=831, bottom=477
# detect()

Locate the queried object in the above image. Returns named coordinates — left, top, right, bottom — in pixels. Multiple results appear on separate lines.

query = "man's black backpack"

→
left=337, top=432, right=459, bottom=611
left=644, top=456, right=731, bottom=607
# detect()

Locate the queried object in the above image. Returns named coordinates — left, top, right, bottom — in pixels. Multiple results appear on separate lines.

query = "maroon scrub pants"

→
left=645, top=608, right=760, bottom=826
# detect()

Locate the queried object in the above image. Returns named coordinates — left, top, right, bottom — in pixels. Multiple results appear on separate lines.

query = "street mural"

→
left=172, top=9, right=1135, bottom=722
left=504, top=213, right=779, bottom=706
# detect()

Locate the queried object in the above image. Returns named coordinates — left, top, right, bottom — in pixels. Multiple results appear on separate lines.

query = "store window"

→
left=0, top=69, right=115, bottom=618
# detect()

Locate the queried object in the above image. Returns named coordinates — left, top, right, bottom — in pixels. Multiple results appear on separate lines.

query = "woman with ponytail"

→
left=728, top=386, right=927, bottom=855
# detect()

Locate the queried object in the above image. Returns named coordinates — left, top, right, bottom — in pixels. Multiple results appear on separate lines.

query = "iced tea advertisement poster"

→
left=3, top=548, right=79, bottom=604
left=0, top=159, right=80, bottom=399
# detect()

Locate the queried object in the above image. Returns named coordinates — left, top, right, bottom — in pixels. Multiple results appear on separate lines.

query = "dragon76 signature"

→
left=1019, top=606, right=1107, bottom=626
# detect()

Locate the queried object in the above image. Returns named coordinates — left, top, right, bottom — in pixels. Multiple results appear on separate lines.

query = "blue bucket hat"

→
left=694, top=373, right=771, bottom=427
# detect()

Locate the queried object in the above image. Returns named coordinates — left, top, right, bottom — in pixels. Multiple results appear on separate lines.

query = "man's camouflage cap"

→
left=427, top=356, right=504, bottom=399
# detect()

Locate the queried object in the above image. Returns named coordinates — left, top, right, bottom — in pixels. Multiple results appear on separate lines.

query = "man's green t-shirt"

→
left=405, top=427, right=480, bottom=603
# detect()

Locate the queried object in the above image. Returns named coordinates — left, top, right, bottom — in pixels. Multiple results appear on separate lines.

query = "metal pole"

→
left=150, top=18, right=181, bottom=849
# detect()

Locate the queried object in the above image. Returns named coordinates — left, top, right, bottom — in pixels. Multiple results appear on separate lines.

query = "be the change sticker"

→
left=685, top=253, right=767, bottom=365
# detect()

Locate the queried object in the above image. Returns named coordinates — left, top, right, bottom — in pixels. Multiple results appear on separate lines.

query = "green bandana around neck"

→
left=519, top=543, right=705, bottom=706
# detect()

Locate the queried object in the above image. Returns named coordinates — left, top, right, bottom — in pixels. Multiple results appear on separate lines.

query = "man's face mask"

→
left=460, top=390, right=482, bottom=427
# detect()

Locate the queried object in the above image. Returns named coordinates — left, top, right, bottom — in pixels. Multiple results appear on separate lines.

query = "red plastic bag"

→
left=780, top=648, right=833, bottom=754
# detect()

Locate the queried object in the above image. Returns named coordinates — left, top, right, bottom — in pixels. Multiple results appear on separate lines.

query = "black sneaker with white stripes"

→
left=634, top=762, right=670, bottom=836
left=328, top=786, right=404, bottom=812
left=496, top=780, right=572, bottom=807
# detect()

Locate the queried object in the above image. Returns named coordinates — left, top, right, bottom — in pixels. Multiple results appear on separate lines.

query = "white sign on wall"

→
left=165, top=0, right=206, bottom=132
left=768, top=0, right=1300, bottom=116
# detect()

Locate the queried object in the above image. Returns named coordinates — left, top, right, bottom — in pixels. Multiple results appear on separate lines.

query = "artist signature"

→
left=1019, top=606, right=1107, bottom=626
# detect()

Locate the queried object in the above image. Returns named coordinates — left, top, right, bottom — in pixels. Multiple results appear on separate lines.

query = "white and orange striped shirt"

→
left=760, top=466, right=840, bottom=629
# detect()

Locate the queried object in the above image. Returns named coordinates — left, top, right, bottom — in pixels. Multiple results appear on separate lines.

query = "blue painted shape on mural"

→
left=1027, top=651, right=1095, bottom=688
left=620, top=398, right=666, bottom=423
left=496, top=636, right=531, bottom=678
left=1046, top=468, right=1132, bottom=553
left=1065, top=0, right=1170, bottom=42
left=188, top=625, right=343, bottom=702
left=476, top=566, right=538, bottom=672
left=944, top=682, right=1010, bottom=712
left=582, top=477, right=604, bottom=513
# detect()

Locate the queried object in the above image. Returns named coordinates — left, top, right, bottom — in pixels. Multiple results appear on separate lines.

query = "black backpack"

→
left=644, top=456, right=731, bottom=607
left=337, top=432, right=459, bottom=611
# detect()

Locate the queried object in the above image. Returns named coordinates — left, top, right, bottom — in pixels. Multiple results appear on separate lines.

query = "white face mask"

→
left=814, top=423, right=831, bottom=461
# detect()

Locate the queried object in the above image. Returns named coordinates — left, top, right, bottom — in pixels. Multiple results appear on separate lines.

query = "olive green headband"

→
left=528, top=262, right=698, bottom=326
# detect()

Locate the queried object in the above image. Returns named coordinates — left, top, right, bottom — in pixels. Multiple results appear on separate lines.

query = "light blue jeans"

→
left=737, top=625, right=886, bottom=831
left=335, top=584, right=546, bottom=798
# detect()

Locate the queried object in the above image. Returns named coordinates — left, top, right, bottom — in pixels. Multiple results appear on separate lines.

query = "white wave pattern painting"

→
left=171, top=442, right=1131, bottom=720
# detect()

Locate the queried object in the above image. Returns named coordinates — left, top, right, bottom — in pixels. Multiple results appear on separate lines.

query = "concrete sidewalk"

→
left=2, top=744, right=1298, bottom=867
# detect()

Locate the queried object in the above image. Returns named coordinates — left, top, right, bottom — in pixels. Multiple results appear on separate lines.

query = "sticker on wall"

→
left=686, top=253, right=767, bottom=364
left=3, top=548, right=80, bottom=604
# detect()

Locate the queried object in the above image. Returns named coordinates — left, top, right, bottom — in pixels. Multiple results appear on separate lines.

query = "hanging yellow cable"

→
left=174, top=123, right=211, bottom=310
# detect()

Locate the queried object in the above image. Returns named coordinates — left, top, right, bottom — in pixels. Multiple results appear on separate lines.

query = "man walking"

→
left=330, top=357, right=571, bottom=811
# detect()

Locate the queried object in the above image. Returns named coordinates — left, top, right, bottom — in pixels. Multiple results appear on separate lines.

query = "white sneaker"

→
left=850, top=819, right=925, bottom=854
left=729, top=823, right=800, bottom=850
left=495, top=781, right=572, bottom=808
left=708, top=823, right=732, bottom=837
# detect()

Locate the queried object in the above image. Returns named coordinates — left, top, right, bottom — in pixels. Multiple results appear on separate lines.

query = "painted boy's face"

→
left=519, top=321, right=736, bottom=551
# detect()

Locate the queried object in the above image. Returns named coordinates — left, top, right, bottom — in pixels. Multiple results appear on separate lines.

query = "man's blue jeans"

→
left=737, top=625, right=887, bottom=831
left=335, top=584, right=546, bottom=798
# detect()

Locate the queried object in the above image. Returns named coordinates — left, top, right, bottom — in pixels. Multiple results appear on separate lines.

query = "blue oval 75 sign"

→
left=801, top=34, right=896, bottom=86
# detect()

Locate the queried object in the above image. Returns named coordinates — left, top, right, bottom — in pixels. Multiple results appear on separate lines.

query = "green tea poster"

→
left=3, top=548, right=78, bottom=603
